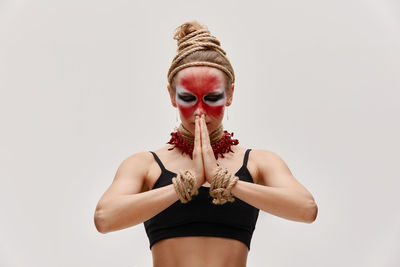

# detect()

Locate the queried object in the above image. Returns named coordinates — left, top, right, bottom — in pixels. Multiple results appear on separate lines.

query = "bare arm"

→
left=93, top=152, right=179, bottom=233
left=230, top=150, right=318, bottom=223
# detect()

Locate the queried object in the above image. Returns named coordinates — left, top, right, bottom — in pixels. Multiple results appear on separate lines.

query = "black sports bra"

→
left=143, top=149, right=260, bottom=250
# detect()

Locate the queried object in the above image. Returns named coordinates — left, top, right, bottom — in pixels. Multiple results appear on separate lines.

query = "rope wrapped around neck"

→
left=178, top=123, right=224, bottom=145
left=167, top=123, right=239, bottom=160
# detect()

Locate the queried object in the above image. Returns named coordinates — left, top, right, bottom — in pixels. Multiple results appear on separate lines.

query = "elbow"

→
left=94, top=209, right=109, bottom=234
left=302, top=200, right=318, bottom=223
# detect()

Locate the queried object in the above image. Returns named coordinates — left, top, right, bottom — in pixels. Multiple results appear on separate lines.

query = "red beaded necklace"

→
left=167, top=124, right=239, bottom=160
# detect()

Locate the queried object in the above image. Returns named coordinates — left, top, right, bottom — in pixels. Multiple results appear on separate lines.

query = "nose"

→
left=193, top=102, right=206, bottom=116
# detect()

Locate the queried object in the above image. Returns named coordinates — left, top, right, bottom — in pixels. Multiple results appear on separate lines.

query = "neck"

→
left=178, top=123, right=224, bottom=145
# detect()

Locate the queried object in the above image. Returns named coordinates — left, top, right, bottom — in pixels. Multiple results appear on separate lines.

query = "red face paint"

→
left=176, top=70, right=226, bottom=120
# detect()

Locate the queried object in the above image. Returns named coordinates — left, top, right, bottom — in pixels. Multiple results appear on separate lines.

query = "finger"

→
left=199, top=115, right=218, bottom=182
left=193, top=115, right=201, bottom=157
left=200, top=114, right=211, bottom=148
left=193, top=116, right=204, bottom=182
left=200, top=115, right=214, bottom=160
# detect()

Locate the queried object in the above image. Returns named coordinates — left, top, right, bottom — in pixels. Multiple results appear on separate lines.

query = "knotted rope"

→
left=167, top=29, right=235, bottom=86
left=172, top=170, right=199, bottom=203
left=209, top=167, right=239, bottom=205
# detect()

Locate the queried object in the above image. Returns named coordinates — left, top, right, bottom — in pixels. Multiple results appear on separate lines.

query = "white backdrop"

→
left=1, top=0, right=399, bottom=266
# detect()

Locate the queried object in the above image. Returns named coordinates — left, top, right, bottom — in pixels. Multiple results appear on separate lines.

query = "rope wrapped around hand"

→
left=209, top=167, right=239, bottom=205
left=172, top=170, right=199, bottom=203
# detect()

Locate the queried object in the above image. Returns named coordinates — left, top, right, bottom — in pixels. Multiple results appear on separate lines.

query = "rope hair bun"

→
left=167, top=20, right=235, bottom=90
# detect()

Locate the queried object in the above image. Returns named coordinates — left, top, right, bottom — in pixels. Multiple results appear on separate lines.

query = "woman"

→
left=94, top=21, right=318, bottom=267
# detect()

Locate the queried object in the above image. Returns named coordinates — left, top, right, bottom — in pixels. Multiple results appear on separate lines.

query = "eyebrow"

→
left=178, top=92, right=196, bottom=96
left=205, top=91, right=224, bottom=96
left=204, top=88, right=225, bottom=97
left=176, top=85, right=224, bottom=96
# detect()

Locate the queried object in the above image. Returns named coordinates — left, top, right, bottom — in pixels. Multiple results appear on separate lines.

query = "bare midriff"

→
left=151, top=236, right=248, bottom=267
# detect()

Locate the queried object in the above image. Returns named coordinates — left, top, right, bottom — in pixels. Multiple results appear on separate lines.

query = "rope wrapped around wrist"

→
left=209, top=167, right=239, bottom=205
left=172, top=170, right=199, bottom=203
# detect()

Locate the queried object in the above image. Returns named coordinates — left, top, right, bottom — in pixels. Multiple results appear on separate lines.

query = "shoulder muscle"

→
left=98, top=151, right=152, bottom=203
left=252, top=149, right=304, bottom=190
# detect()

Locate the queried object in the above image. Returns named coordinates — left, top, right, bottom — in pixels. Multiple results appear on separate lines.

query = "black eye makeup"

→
left=204, top=93, right=225, bottom=102
left=178, top=93, right=197, bottom=102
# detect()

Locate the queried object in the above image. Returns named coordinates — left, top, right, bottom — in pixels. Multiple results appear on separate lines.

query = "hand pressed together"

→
left=192, top=114, right=219, bottom=189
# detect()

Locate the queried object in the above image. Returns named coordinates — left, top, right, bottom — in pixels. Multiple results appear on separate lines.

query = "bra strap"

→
left=149, top=151, right=166, bottom=172
left=243, top=149, right=252, bottom=167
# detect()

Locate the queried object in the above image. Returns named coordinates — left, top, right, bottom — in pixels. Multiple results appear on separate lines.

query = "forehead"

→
left=175, top=66, right=225, bottom=94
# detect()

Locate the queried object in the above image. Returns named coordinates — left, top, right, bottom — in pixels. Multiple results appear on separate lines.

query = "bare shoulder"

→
left=124, top=150, right=154, bottom=165
left=119, top=150, right=155, bottom=179
left=250, top=149, right=294, bottom=186
left=250, top=149, right=314, bottom=197
left=97, top=151, right=154, bottom=204
left=250, top=149, right=289, bottom=169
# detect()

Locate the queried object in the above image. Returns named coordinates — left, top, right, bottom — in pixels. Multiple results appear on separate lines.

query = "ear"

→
left=226, top=83, right=234, bottom=106
left=167, top=84, right=177, bottom=107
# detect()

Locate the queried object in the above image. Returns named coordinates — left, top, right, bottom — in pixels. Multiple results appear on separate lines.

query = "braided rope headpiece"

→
left=167, top=29, right=235, bottom=86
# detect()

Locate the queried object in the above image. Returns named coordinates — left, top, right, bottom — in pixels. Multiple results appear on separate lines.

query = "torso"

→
left=144, top=144, right=259, bottom=267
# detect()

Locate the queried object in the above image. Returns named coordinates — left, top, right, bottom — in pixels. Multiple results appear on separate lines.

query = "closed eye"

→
left=178, top=94, right=197, bottom=102
left=204, top=93, right=225, bottom=102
